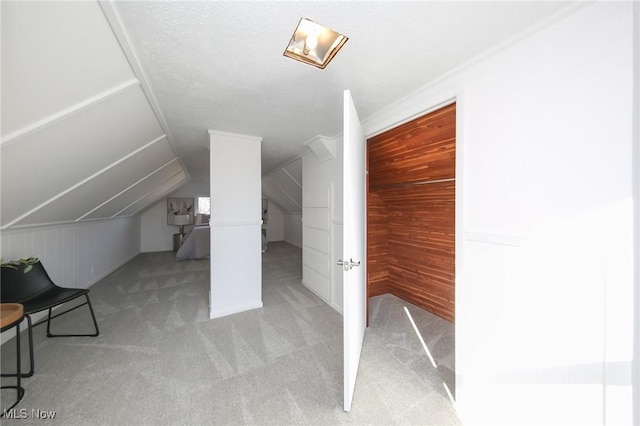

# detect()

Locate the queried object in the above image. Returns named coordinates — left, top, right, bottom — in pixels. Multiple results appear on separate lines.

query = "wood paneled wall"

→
left=379, top=183, right=455, bottom=321
left=367, top=102, right=455, bottom=322
left=367, top=190, right=389, bottom=296
left=368, top=103, right=456, bottom=189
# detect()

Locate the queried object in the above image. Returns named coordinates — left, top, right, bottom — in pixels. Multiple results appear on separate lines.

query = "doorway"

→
left=366, top=101, right=456, bottom=390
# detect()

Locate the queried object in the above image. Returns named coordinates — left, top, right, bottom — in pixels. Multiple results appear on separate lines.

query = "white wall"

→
left=209, top=131, right=262, bottom=319
left=0, top=217, right=140, bottom=343
left=359, top=2, right=636, bottom=424
left=140, top=181, right=209, bottom=252
left=283, top=212, right=302, bottom=248
left=633, top=2, right=640, bottom=422
left=261, top=199, right=304, bottom=246
left=1, top=217, right=140, bottom=289
left=263, top=199, right=284, bottom=241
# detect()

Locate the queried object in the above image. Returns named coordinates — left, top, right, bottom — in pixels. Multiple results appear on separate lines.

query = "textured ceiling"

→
left=111, top=1, right=572, bottom=180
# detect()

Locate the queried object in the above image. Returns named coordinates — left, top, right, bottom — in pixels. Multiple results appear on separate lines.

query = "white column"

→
left=209, top=130, right=262, bottom=318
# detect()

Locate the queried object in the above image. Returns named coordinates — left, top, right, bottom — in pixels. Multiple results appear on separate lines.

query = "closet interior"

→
left=367, top=102, right=456, bottom=322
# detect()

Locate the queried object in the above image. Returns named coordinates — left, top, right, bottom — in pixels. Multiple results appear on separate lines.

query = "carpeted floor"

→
left=1, top=242, right=459, bottom=425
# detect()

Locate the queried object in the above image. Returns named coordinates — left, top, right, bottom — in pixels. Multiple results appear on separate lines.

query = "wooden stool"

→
left=1, top=303, right=25, bottom=417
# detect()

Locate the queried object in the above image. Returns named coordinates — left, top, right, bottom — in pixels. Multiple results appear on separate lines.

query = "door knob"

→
left=336, top=258, right=361, bottom=271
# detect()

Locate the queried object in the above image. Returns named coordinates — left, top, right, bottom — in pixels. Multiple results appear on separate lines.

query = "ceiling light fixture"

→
left=284, top=18, right=348, bottom=69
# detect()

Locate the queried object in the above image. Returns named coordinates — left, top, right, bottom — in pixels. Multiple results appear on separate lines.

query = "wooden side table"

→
left=1, top=303, right=25, bottom=417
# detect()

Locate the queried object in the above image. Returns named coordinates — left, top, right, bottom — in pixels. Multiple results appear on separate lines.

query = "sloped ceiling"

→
left=262, top=158, right=302, bottom=213
left=0, top=1, right=188, bottom=229
left=1, top=1, right=576, bottom=229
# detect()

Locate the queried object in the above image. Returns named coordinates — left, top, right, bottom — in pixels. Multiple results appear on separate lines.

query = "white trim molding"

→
left=1, top=79, right=140, bottom=145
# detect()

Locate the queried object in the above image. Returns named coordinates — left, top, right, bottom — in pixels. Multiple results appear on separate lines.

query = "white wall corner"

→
left=304, top=135, right=336, bottom=162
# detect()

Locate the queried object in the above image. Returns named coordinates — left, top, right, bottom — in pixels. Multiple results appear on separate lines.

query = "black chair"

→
left=0, top=260, right=99, bottom=378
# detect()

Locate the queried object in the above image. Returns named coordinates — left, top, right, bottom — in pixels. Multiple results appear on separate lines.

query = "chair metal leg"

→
left=26, top=315, right=34, bottom=378
left=2, top=295, right=99, bottom=379
left=1, top=315, right=34, bottom=379
left=1, top=320, right=25, bottom=417
left=45, top=294, right=100, bottom=338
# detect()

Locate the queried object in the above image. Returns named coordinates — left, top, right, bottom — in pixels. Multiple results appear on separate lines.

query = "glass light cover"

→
left=284, top=18, right=348, bottom=69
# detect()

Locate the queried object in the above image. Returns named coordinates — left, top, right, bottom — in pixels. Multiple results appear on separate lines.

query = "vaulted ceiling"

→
left=1, top=1, right=574, bottom=228
left=1, top=1, right=188, bottom=229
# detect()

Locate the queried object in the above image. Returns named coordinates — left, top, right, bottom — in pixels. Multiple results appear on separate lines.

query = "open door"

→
left=340, top=90, right=367, bottom=412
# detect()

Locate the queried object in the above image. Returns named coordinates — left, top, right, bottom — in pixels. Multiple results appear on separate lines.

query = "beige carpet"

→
left=1, top=242, right=459, bottom=425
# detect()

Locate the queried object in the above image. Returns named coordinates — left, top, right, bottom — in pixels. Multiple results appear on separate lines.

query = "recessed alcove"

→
left=367, top=102, right=456, bottom=323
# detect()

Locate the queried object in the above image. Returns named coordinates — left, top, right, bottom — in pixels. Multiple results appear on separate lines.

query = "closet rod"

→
left=371, top=177, right=455, bottom=190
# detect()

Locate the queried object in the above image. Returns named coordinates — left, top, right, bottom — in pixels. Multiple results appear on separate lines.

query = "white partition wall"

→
left=209, top=131, right=263, bottom=318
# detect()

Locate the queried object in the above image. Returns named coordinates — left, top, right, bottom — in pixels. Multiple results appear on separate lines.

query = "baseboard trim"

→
left=284, top=239, right=303, bottom=249
left=209, top=301, right=263, bottom=319
left=84, top=251, right=140, bottom=289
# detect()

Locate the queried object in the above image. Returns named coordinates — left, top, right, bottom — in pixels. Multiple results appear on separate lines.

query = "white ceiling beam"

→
left=99, top=0, right=191, bottom=182
left=0, top=78, right=139, bottom=145
left=262, top=179, right=301, bottom=211
left=125, top=173, right=189, bottom=217
left=1, top=134, right=167, bottom=230
left=76, top=158, right=180, bottom=221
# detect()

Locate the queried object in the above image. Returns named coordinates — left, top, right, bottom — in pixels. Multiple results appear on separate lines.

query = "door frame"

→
left=361, top=92, right=462, bottom=398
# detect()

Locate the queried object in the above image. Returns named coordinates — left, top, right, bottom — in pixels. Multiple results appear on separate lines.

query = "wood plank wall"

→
left=367, top=102, right=455, bottom=322
left=368, top=104, right=456, bottom=189
left=367, top=190, right=389, bottom=296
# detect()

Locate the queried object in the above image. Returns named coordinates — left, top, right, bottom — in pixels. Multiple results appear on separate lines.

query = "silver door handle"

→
left=337, top=258, right=361, bottom=271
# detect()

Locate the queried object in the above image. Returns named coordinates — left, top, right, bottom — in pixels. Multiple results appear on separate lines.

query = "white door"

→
left=341, top=89, right=367, bottom=412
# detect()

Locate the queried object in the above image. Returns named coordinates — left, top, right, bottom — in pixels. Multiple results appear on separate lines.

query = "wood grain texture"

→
left=381, top=182, right=455, bottom=322
left=368, top=103, right=456, bottom=190
left=366, top=102, right=455, bottom=323
left=367, top=190, right=389, bottom=297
